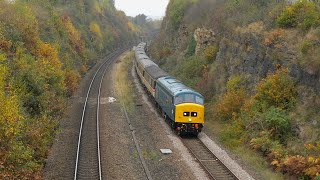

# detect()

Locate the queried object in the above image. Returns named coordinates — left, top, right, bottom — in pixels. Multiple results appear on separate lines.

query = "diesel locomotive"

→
left=134, top=42, right=204, bottom=135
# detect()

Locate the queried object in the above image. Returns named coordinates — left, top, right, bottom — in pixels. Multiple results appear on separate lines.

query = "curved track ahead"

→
left=74, top=50, right=125, bottom=180
left=181, top=137, right=239, bottom=180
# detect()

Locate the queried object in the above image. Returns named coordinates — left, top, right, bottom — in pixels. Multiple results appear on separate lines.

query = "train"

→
left=134, top=42, right=204, bottom=135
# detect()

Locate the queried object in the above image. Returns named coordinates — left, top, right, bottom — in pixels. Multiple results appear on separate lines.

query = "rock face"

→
left=214, top=25, right=320, bottom=94
left=194, top=28, right=215, bottom=55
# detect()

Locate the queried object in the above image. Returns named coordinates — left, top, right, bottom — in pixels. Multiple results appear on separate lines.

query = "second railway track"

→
left=74, top=49, right=125, bottom=180
left=181, top=137, right=239, bottom=180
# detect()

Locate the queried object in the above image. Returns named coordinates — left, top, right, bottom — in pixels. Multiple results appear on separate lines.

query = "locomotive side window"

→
left=195, top=96, right=204, bottom=105
left=174, top=96, right=183, bottom=104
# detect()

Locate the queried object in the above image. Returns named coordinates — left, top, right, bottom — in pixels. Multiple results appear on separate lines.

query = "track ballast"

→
left=181, top=137, right=239, bottom=180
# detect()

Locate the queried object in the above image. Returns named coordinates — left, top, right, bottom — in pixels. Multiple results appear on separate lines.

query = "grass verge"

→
left=114, top=51, right=135, bottom=113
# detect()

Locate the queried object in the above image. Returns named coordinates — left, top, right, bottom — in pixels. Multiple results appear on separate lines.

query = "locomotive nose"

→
left=175, top=103, right=204, bottom=124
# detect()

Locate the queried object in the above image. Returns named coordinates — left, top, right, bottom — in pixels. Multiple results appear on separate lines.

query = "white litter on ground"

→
left=108, top=97, right=117, bottom=103
left=160, top=149, right=172, bottom=154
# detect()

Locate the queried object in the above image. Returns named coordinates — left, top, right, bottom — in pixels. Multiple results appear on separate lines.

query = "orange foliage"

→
left=282, top=155, right=308, bottom=176
left=0, top=39, right=12, bottom=52
left=80, top=64, right=88, bottom=75
left=159, top=47, right=171, bottom=59
left=215, top=89, right=246, bottom=121
left=263, top=29, right=285, bottom=46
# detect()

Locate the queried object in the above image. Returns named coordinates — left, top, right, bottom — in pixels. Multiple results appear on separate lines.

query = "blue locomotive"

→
left=134, top=42, right=204, bottom=135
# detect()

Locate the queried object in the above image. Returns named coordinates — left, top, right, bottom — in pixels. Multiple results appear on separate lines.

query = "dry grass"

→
left=114, top=51, right=135, bottom=113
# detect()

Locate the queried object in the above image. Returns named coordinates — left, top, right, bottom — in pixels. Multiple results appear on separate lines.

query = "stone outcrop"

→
left=194, top=28, right=215, bottom=55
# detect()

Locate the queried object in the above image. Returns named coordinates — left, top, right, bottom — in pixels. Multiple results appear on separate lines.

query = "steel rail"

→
left=74, top=50, right=122, bottom=180
left=121, top=101, right=153, bottom=180
left=96, top=49, right=126, bottom=179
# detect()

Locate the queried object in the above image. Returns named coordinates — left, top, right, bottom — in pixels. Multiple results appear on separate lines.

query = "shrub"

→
left=282, top=155, right=308, bottom=176
left=220, top=121, right=246, bottom=149
left=174, top=55, right=207, bottom=87
left=186, top=35, right=196, bottom=57
left=90, top=21, right=103, bottom=39
left=159, top=47, right=171, bottom=59
left=263, top=107, right=291, bottom=139
left=300, top=40, right=313, bottom=54
left=215, top=89, right=246, bottom=121
left=277, top=1, right=320, bottom=30
left=167, top=0, right=190, bottom=29
left=250, top=131, right=286, bottom=159
left=277, top=6, right=297, bottom=28
left=64, top=69, right=80, bottom=96
left=204, top=45, right=219, bottom=62
left=215, top=76, right=247, bottom=121
left=254, top=68, right=297, bottom=110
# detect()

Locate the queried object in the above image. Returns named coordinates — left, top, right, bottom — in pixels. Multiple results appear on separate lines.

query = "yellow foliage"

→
left=0, top=55, right=23, bottom=146
left=62, top=16, right=84, bottom=53
left=255, top=67, right=296, bottom=110
left=204, top=45, right=218, bottom=62
left=93, top=1, right=102, bottom=15
left=90, top=21, right=103, bottom=39
left=36, top=42, right=61, bottom=70
left=127, top=21, right=139, bottom=33
left=64, top=69, right=80, bottom=96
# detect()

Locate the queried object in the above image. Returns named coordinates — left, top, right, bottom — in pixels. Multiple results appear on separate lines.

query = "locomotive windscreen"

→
left=174, top=94, right=204, bottom=105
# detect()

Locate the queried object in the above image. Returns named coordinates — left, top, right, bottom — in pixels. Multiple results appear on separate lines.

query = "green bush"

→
left=167, top=0, right=198, bottom=29
left=220, top=121, right=246, bottom=149
left=263, top=107, right=291, bottom=139
left=250, top=131, right=287, bottom=158
left=186, top=35, right=196, bottom=57
left=173, top=55, right=206, bottom=87
left=300, top=40, right=313, bottom=54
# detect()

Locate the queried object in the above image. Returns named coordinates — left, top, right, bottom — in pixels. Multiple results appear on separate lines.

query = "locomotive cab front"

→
left=174, top=93, right=204, bottom=134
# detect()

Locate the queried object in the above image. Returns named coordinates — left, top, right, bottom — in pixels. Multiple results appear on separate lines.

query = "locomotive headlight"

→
left=191, top=112, right=197, bottom=117
left=183, top=112, right=190, bottom=116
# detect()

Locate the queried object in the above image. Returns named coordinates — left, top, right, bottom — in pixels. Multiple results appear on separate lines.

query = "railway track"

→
left=181, top=137, right=239, bottom=180
left=74, top=49, right=125, bottom=180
